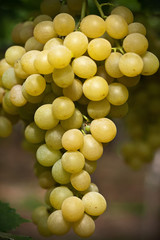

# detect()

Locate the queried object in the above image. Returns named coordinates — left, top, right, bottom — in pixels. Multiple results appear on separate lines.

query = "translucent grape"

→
left=45, top=124, right=65, bottom=150
left=107, top=82, right=129, bottom=106
left=61, top=151, right=85, bottom=173
left=70, top=170, right=91, bottom=191
left=60, top=108, right=83, bottom=130
left=34, top=50, right=53, bottom=74
left=24, top=74, right=46, bottom=96
left=105, top=15, right=128, bottom=39
left=53, top=13, right=75, bottom=36
left=52, top=64, right=74, bottom=88
left=119, top=52, right=144, bottom=77
left=72, top=56, right=97, bottom=79
left=73, top=213, right=95, bottom=237
left=87, top=98, right=111, bottom=119
left=87, top=38, right=111, bottom=61
left=43, top=37, right=63, bottom=50
left=34, top=21, right=57, bottom=44
left=52, top=159, right=71, bottom=184
left=80, top=15, right=105, bottom=38
left=63, top=78, right=83, bottom=101
left=83, top=76, right=109, bottom=101
left=128, top=22, right=146, bottom=35
left=105, top=52, right=123, bottom=78
left=24, top=122, right=45, bottom=144
left=141, top=51, right=159, bottom=76
left=62, top=129, right=84, bottom=151
left=111, top=6, right=134, bottom=24
left=90, top=118, right=117, bottom=143
left=20, top=50, right=40, bottom=74
left=5, top=46, right=26, bottom=66
left=52, top=96, right=75, bottom=120
left=62, top=196, right=84, bottom=222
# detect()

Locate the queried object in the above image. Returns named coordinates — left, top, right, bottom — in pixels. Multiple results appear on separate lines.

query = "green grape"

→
left=32, top=205, right=49, bottom=224
left=80, top=15, right=105, bottom=38
left=87, top=98, right=111, bottom=119
left=107, top=82, right=129, bottom=106
left=73, top=213, right=95, bottom=237
left=33, top=14, right=52, bottom=26
left=48, top=45, right=72, bottom=69
left=52, top=159, right=71, bottom=184
left=109, top=102, right=128, bottom=118
left=70, top=170, right=91, bottom=191
left=0, top=116, right=12, bottom=138
left=36, top=143, right=62, bottom=167
left=67, top=0, right=83, bottom=14
left=117, top=75, right=140, bottom=88
left=60, top=108, right=83, bottom=130
left=72, top=56, right=97, bottom=79
left=52, top=64, right=74, bottom=88
left=105, top=15, right=128, bottom=39
left=40, top=0, right=61, bottom=17
left=119, top=52, right=144, bottom=77
left=63, top=78, right=83, bottom=101
left=47, top=210, right=71, bottom=235
left=128, top=22, right=146, bottom=35
left=141, top=51, right=159, bottom=75
left=51, top=81, right=63, bottom=96
left=45, top=124, right=65, bottom=150
left=52, top=96, right=75, bottom=120
left=2, top=67, right=24, bottom=90
left=83, top=76, right=108, bottom=101
left=84, top=160, right=97, bottom=174
left=21, top=85, right=45, bottom=104
left=96, top=65, right=114, bottom=84
left=82, top=192, right=107, bottom=216
left=43, top=37, right=63, bottom=51
left=61, top=151, right=85, bottom=173
left=0, top=58, right=11, bottom=77
left=80, top=134, right=103, bottom=161
left=83, top=182, right=99, bottom=194
left=123, top=33, right=148, bottom=55
left=90, top=118, right=117, bottom=143
left=87, top=38, right=111, bottom=61
left=61, top=129, right=84, bottom=151
left=105, top=52, right=123, bottom=78
left=34, top=21, right=57, bottom=44
left=2, top=91, right=19, bottom=115
left=37, top=215, right=52, bottom=237
left=53, top=13, right=75, bottom=36
left=38, top=170, right=56, bottom=189
left=34, top=50, right=53, bottom=74
left=63, top=31, right=88, bottom=58
left=5, top=46, right=26, bottom=66
left=111, top=6, right=134, bottom=24
left=20, top=50, right=40, bottom=74
left=24, top=122, right=45, bottom=144
left=24, top=74, right=46, bottom=96
left=14, top=59, right=29, bottom=79
left=10, top=84, right=27, bottom=107
left=61, top=196, right=84, bottom=222
left=19, top=21, right=34, bottom=44
left=34, top=104, right=59, bottom=130
left=11, top=22, right=24, bottom=44
left=49, top=186, right=73, bottom=209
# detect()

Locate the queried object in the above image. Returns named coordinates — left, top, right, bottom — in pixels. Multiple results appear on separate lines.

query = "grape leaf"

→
left=0, top=201, right=29, bottom=232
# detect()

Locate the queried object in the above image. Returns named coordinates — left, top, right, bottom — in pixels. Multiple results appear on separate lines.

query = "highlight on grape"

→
left=0, top=0, right=159, bottom=237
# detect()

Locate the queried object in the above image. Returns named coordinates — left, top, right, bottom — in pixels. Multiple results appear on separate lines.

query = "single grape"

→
left=119, top=52, right=144, bottom=77
left=70, top=170, right=91, bottom=191
left=52, top=96, right=75, bottom=120
left=45, top=124, right=65, bottom=150
left=53, top=13, right=75, bottom=36
left=73, top=213, right=95, bottom=237
left=52, top=159, right=71, bottom=184
left=105, top=14, right=128, bottom=39
left=60, top=108, right=83, bottom=130
left=63, top=78, right=83, bottom=101
left=34, top=50, right=53, bottom=74
left=44, top=37, right=63, bottom=50
left=90, top=118, right=117, bottom=143
left=141, top=51, right=159, bottom=76
left=107, top=82, right=129, bottom=106
left=83, top=76, right=109, bottom=101
left=34, top=21, right=57, bottom=44
left=87, top=98, right=111, bottom=119
left=24, top=122, right=45, bottom=144
left=47, top=210, right=71, bottom=235
left=24, top=74, right=46, bottom=96
left=61, top=196, right=84, bottom=222
left=10, top=84, right=27, bottom=107
left=128, top=22, right=146, bottom=35
left=52, top=64, right=74, bottom=88
left=5, top=46, right=26, bottom=66
left=49, top=186, right=73, bottom=209
left=82, top=192, right=107, bottom=216
left=61, top=151, right=85, bottom=174
left=105, top=52, right=123, bottom=78
left=72, top=56, right=97, bottom=79
left=80, top=134, right=103, bottom=161
left=111, top=6, right=134, bottom=24
left=80, top=15, right=105, bottom=38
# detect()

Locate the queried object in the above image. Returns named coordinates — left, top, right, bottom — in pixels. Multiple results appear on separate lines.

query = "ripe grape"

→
left=111, top=6, right=134, bottom=24
left=34, top=21, right=57, bottom=44
left=53, top=13, right=75, bottom=36
left=45, top=124, right=65, bottom=150
left=87, top=98, right=111, bottom=119
left=107, top=82, right=129, bottom=106
left=52, top=64, right=74, bottom=88
left=5, top=46, right=26, bottom=66
left=61, top=129, right=84, bottom=151
left=70, top=170, right=91, bottom=191
left=128, top=22, right=146, bottom=35
left=24, top=74, right=46, bottom=96
left=52, top=159, right=71, bottom=184
left=105, top=52, right=123, bottom=78
left=141, top=51, right=159, bottom=75
left=73, top=213, right=95, bottom=237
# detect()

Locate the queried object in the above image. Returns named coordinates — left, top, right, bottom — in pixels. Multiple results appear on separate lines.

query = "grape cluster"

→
left=121, top=72, right=160, bottom=170
left=0, top=0, right=159, bottom=237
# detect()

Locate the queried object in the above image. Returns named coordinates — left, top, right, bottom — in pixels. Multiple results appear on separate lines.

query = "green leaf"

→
left=0, top=201, right=29, bottom=232
left=0, top=231, right=32, bottom=240
left=112, top=0, right=141, bottom=11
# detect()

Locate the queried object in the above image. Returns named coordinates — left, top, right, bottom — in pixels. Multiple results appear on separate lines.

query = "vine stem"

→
left=93, top=0, right=107, bottom=19
left=81, top=0, right=87, bottom=20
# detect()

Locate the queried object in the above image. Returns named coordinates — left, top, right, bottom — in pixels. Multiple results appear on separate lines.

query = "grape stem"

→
left=81, top=0, right=88, bottom=20
left=93, top=0, right=107, bottom=19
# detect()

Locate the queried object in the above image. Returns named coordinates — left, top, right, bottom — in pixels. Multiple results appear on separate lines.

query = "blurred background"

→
left=0, top=0, right=160, bottom=239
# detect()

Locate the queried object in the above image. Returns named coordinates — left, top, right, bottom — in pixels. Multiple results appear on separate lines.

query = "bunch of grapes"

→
left=121, top=71, right=160, bottom=170
left=0, top=0, right=159, bottom=237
